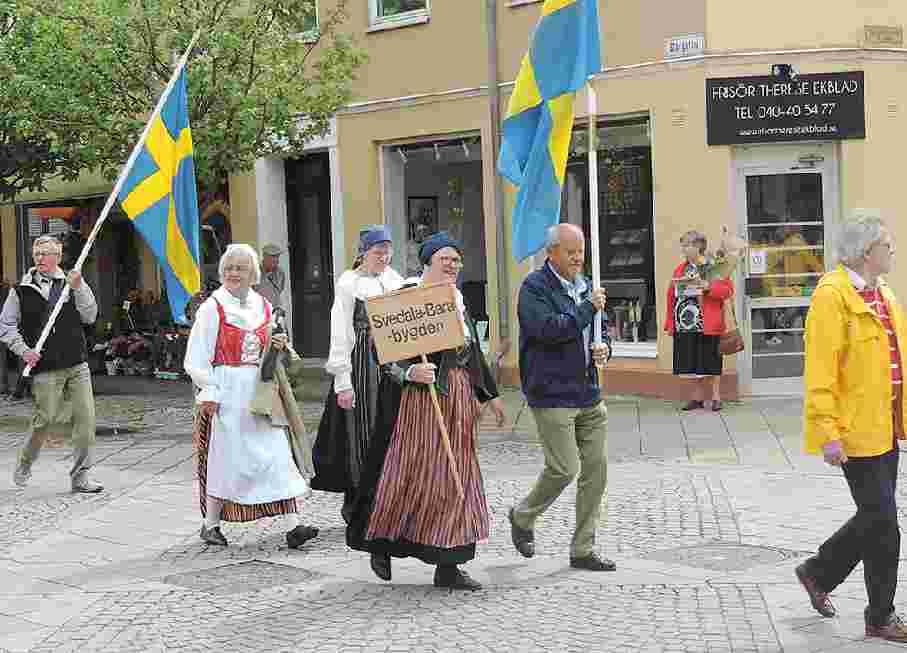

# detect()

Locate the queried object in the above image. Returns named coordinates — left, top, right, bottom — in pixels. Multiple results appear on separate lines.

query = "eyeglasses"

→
left=33, top=250, right=61, bottom=258
left=437, top=256, right=464, bottom=267
left=223, top=264, right=251, bottom=273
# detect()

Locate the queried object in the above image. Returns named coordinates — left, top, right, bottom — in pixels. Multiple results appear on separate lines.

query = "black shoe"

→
left=508, top=507, right=535, bottom=558
left=370, top=552, right=391, bottom=581
left=681, top=400, right=704, bottom=411
left=434, top=566, right=482, bottom=591
left=286, top=524, right=319, bottom=549
left=570, top=552, right=616, bottom=571
left=200, top=525, right=228, bottom=546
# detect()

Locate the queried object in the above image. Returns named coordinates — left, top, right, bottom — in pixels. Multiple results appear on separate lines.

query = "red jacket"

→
left=664, top=260, right=734, bottom=336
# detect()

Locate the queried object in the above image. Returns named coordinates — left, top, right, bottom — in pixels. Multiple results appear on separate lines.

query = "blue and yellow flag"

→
left=498, top=0, right=601, bottom=261
left=118, top=69, right=200, bottom=324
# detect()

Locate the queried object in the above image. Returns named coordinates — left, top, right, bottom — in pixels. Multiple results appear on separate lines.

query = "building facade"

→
left=6, top=1, right=907, bottom=397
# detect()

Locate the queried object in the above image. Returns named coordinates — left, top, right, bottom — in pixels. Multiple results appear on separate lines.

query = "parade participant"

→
left=184, top=244, right=317, bottom=548
left=796, top=213, right=907, bottom=642
left=508, top=224, right=615, bottom=571
left=253, top=243, right=286, bottom=310
left=5, top=235, right=101, bottom=492
left=311, top=225, right=404, bottom=522
left=348, top=231, right=505, bottom=591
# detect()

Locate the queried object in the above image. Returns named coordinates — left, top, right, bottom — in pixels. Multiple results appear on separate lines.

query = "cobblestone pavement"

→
left=1, top=391, right=906, bottom=652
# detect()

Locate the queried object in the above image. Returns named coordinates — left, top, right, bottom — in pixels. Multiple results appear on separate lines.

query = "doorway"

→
left=734, top=143, right=837, bottom=395
left=285, top=153, right=334, bottom=357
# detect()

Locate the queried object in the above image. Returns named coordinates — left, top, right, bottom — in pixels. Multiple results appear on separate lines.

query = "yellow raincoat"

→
left=804, top=265, right=907, bottom=456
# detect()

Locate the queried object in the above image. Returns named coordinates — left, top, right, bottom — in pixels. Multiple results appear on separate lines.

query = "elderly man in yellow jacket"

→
left=795, top=212, right=907, bottom=643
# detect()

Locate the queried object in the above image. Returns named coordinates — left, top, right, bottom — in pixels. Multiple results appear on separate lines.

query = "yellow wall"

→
left=227, top=171, right=260, bottom=248
left=706, top=1, right=907, bottom=51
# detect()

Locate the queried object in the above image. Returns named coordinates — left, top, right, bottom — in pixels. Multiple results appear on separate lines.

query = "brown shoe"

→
left=795, top=563, right=835, bottom=617
left=866, top=612, right=907, bottom=641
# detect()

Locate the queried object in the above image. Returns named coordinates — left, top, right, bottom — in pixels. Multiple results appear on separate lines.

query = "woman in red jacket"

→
left=664, top=230, right=734, bottom=411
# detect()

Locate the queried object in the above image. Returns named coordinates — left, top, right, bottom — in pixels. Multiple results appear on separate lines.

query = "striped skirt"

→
left=366, top=368, right=489, bottom=551
left=194, top=410, right=297, bottom=522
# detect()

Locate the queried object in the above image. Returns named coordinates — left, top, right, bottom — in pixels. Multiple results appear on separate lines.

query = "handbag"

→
left=719, top=300, right=745, bottom=356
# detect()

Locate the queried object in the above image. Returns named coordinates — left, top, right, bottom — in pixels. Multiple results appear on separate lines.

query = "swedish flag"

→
left=118, top=69, right=201, bottom=324
left=498, top=0, right=601, bottom=261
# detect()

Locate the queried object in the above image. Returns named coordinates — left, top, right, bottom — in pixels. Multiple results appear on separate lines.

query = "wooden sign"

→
left=366, top=283, right=465, bottom=364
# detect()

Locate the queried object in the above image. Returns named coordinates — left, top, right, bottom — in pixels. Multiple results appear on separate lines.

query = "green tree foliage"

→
left=0, top=0, right=366, bottom=198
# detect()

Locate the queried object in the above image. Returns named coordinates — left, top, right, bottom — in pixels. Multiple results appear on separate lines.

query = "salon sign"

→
left=366, top=283, right=465, bottom=364
left=706, top=71, right=865, bottom=145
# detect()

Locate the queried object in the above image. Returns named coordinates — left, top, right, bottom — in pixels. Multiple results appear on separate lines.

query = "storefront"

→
left=381, top=133, right=489, bottom=331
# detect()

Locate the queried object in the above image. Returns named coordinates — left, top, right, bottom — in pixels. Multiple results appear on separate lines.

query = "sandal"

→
left=681, top=400, right=703, bottom=411
left=709, top=400, right=722, bottom=412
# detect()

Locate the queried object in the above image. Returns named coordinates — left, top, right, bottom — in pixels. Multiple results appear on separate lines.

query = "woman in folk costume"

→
left=347, top=232, right=506, bottom=591
left=184, top=244, right=318, bottom=549
left=311, top=226, right=404, bottom=521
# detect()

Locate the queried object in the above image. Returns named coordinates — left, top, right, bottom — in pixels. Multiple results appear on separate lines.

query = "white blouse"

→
left=325, top=267, right=405, bottom=392
left=184, top=287, right=270, bottom=404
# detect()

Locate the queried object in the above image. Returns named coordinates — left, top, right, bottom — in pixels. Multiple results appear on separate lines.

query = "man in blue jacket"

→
left=508, top=223, right=614, bottom=571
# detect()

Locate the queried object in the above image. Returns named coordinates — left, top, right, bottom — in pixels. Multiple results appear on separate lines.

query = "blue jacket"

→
left=518, top=262, right=611, bottom=408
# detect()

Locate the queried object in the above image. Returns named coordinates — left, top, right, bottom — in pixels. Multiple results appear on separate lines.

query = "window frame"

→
left=296, top=1, right=320, bottom=43
left=367, top=0, right=431, bottom=32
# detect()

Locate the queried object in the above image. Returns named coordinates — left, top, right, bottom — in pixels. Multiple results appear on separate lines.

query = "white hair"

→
left=544, top=223, right=583, bottom=251
left=835, top=210, right=886, bottom=266
left=218, top=243, right=261, bottom=285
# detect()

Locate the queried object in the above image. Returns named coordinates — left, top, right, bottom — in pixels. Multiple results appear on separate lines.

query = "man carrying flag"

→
left=4, top=235, right=102, bottom=493
left=5, top=35, right=202, bottom=494
left=500, top=1, right=615, bottom=571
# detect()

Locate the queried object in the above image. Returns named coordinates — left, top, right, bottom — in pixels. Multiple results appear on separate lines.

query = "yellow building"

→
left=6, top=1, right=907, bottom=397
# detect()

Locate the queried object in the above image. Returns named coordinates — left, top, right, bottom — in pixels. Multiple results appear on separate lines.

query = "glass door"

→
left=734, top=145, right=836, bottom=395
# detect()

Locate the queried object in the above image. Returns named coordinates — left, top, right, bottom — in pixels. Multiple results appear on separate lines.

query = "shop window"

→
left=560, top=120, right=656, bottom=355
left=368, top=0, right=430, bottom=30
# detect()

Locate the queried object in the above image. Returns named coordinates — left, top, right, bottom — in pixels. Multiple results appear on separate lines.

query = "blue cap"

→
left=418, top=231, right=463, bottom=265
left=359, top=225, right=393, bottom=253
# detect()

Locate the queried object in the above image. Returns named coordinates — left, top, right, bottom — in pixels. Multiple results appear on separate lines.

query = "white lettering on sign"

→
left=750, top=250, right=768, bottom=275
left=665, top=34, right=705, bottom=59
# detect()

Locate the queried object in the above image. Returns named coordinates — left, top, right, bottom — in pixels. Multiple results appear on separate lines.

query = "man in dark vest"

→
left=0, top=235, right=102, bottom=493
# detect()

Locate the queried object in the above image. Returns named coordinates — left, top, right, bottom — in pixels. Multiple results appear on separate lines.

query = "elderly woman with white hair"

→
left=796, top=212, right=907, bottom=642
left=184, top=244, right=318, bottom=549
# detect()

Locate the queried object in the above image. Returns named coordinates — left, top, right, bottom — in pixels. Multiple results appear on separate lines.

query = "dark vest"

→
left=17, top=281, right=88, bottom=374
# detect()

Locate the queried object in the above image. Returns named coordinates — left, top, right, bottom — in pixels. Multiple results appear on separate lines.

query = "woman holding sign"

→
left=311, top=226, right=404, bottom=522
left=347, top=231, right=506, bottom=591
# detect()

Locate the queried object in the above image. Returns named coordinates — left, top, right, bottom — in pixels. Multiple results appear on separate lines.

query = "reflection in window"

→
left=375, top=0, right=428, bottom=20
left=560, top=121, right=655, bottom=347
left=746, top=174, right=823, bottom=224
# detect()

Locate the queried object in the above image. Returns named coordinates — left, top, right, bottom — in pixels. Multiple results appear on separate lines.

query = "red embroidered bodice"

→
left=211, top=298, right=271, bottom=367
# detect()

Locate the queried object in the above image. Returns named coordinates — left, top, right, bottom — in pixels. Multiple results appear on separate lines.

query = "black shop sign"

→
left=706, top=71, right=865, bottom=145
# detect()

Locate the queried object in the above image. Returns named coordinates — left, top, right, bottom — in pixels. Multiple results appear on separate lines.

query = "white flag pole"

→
left=23, top=29, right=201, bottom=377
left=587, top=80, right=602, bottom=346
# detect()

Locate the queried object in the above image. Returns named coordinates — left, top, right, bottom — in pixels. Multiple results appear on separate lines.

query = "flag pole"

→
left=23, top=29, right=202, bottom=377
left=586, top=79, right=605, bottom=391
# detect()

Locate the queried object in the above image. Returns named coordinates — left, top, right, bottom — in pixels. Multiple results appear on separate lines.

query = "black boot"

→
left=370, top=552, right=391, bottom=581
left=433, top=565, right=482, bottom=591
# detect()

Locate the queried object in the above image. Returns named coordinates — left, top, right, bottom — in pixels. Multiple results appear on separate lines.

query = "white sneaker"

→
left=766, top=335, right=783, bottom=346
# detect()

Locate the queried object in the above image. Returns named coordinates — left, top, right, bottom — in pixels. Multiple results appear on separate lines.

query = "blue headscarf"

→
left=358, top=225, right=393, bottom=253
left=418, top=231, right=463, bottom=266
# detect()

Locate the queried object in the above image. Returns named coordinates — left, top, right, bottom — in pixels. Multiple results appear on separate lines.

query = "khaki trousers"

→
left=18, top=362, right=96, bottom=480
left=513, top=400, right=608, bottom=558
